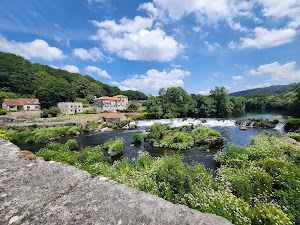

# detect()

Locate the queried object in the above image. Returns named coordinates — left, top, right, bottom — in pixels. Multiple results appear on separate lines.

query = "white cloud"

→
left=199, top=89, right=212, bottom=95
left=73, top=47, right=106, bottom=61
left=245, top=83, right=272, bottom=90
left=90, top=16, right=183, bottom=62
left=232, top=75, right=244, bottom=80
left=138, top=2, right=167, bottom=21
left=247, top=61, right=300, bottom=80
left=116, top=69, right=190, bottom=91
left=88, top=0, right=105, bottom=4
left=50, top=65, right=79, bottom=73
left=258, top=0, right=300, bottom=29
left=171, top=64, right=181, bottom=68
left=109, top=81, right=120, bottom=86
left=54, top=36, right=71, bottom=47
left=204, top=41, right=221, bottom=51
left=62, top=65, right=79, bottom=73
left=238, top=27, right=297, bottom=49
left=0, top=35, right=66, bottom=61
left=154, top=0, right=254, bottom=27
left=84, top=66, right=111, bottom=79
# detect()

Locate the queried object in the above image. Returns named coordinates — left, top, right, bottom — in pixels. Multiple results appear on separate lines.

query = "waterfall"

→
left=250, top=122, right=254, bottom=127
left=242, top=120, right=247, bottom=126
left=274, top=122, right=285, bottom=130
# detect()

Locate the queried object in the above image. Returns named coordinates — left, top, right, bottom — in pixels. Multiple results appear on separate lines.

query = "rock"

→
left=103, top=128, right=113, bottom=132
left=199, top=136, right=224, bottom=148
left=145, top=128, right=150, bottom=132
left=283, top=137, right=300, bottom=146
left=239, top=126, right=247, bottom=131
left=136, top=130, right=143, bottom=133
left=200, top=119, right=207, bottom=123
left=85, top=124, right=94, bottom=132
left=191, top=124, right=198, bottom=130
left=75, top=131, right=81, bottom=135
left=130, top=144, right=134, bottom=147
left=0, top=138, right=232, bottom=225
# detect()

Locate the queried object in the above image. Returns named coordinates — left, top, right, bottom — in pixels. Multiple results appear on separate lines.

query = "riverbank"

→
left=0, top=137, right=231, bottom=225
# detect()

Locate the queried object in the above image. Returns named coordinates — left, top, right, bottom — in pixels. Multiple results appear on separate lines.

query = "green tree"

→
left=210, top=86, right=233, bottom=116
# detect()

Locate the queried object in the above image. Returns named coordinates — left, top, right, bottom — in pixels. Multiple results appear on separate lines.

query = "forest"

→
left=0, top=52, right=147, bottom=108
left=144, top=85, right=300, bottom=118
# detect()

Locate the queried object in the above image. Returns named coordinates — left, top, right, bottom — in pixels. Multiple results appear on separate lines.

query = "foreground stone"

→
left=0, top=138, right=232, bottom=225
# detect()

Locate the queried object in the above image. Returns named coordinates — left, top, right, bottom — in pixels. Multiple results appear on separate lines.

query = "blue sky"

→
left=1, top=0, right=300, bottom=95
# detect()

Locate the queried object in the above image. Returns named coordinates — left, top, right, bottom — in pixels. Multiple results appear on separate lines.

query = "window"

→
left=35, top=106, right=38, bottom=109
left=27, top=106, right=30, bottom=110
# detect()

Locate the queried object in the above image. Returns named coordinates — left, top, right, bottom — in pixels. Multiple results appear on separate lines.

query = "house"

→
left=2, top=98, right=40, bottom=111
left=103, top=113, right=126, bottom=125
left=57, top=102, right=83, bottom=115
left=94, top=95, right=128, bottom=112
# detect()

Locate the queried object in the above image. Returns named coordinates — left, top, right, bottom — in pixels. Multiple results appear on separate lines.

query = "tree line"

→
left=0, top=52, right=148, bottom=108
left=144, top=85, right=300, bottom=119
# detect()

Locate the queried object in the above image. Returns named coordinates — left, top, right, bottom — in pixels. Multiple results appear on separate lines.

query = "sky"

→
left=0, top=0, right=300, bottom=95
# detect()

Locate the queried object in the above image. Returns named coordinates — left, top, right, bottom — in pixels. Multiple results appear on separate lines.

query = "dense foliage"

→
left=144, top=87, right=245, bottom=118
left=103, top=137, right=125, bottom=156
left=230, top=84, right=293, bottom=97
left=0, top=52, right=147, bottom=108
left=6, top=125, right=85, bottom=143
left=36, top=133, right=299, bottom=224
left=144, top=123, right=222, bottom=150
left=131, top=134, right=142, bottom=143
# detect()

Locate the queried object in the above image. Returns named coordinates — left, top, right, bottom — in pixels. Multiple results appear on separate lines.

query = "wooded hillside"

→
left=230, top=84, right=293, bottom=97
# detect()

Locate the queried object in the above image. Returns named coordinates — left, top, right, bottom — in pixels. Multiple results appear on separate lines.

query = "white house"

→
left=57, top=102, right=83, bottom=115
left=2, top=98, right=41, bottom=111
left=94, top=95, right=128, bottom=112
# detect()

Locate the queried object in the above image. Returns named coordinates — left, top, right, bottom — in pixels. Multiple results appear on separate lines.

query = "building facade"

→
left=95, top=95, right=128, bottom=112
left=103, top=113, right=126, bottom=125
left=57, top=102, right=83, bottom=115
left=2, top=98, right=40, bottom=111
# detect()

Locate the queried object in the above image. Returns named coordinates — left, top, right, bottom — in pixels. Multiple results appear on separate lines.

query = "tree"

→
left=126, top=102, right=139, bottom=112
left=209, top=86, right=233, bottom=116
left=147, top=105, right=163, bottom=119
left=48, top=107, right=61, bottom=117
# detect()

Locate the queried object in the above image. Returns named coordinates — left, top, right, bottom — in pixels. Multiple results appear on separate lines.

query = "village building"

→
left=2, top=98, right=41, bottom=111
left=94, top=95, right=128, bottom=112
left=57, top=102, right=83, bottom=115
left=103, top=113, right=126, bottom=125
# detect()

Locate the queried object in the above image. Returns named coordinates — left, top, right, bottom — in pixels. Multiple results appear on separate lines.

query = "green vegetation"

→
left=131, top=134, right=142, bottom=143
left=0, top=109, right=7, bottom=115
left=36, top=140, right=104, bottom=168
left=144, top=123, right=222, bottom=150
left=36, top=133, right=299, bottom=224
left=126, top=102, right=139, bottom=112
left=230, top=84, right=293, bottom=97
left=191, top=126, right=221, bottom=144
left=130, top=124, right=138, bottom=129
left=0, top=129, right=9, bottom=140
left=285, top=118, right=300, bottom=131
left=6, top=125, right=85, bottom=143
left=0, top=52, right=147, bottom=108
left=288, top=132, right=300, bottom=142
left=104, top=137, right=125, bottom=156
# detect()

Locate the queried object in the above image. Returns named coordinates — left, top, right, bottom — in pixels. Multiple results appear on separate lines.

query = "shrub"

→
left=287, top=132, right=300, bottom=142
left=272, top=118, right=280, bottom=124
left=130, top=124, right=138, bottom=129
left=143, top=123, right=167, bottom=144
left=106, top=123, right=113, bottom=128
left=65, top=139, right=78, bottom=150
left=48, top=107, right=61, bottom=117
left=131, top=134, right=142, bottom=143
left=0, top=109, right=7, bottom=115
left=41, top=108, right=49, bottom=118
left=153, top=130, right=194, bottom=150
left=104, top=138, right=125, bottom=156
left=0, top=129, right=9, bottom=140
left=191, top=126, right=221, bottom=144
left=120, top=120, right=129, bottom=128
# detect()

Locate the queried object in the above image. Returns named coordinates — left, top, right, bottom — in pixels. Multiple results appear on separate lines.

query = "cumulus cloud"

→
left=247, top=61, right=300, bottom=80
left=204, top=41, right=221, bottom=51
left=232, top=75, right=244, bottom=80
left=238, top=27, right=297, bottom=49
left=84, top=66, right=111, bottom=79
left=114, top=69, right=190, bottom=91
left=50, top=65, right=79, bottom=73
left=90, top=16, right=183, bottom=62
left=199, top=89, right=212, bottom=95
left=138, top=2, right=166, bottom=21
left=0, top=35, right=66, bottom=61
left=153, top=0, right=253, bottom=28
left=73, top=47, right=108, bottom=62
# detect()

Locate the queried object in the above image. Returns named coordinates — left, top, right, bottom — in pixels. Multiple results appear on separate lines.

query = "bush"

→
left=272, top=119, right=280, bottom=124
left=66, top=139, right=78, bottom=150
left=153, top=130, right=194, bottom=150
left=131, top=134, right=142, bottom=143
left=104, top=138, right=125, bottom=156
left=288, top=132, right=300, bottom=142
left=191, top=126, right=221, bottom=144
left=120, top=120, right=129, bottom=128
left=48, top=107, right=61, bottom=117
left=41, top=108, right=49, bottom=118
left=143, top=123, right=167, bottom=144
left=0, top=129, right=9, bottom=140
left=130, top=124, right=138, bottom=129
left=0, top=109, right=7, bottom=115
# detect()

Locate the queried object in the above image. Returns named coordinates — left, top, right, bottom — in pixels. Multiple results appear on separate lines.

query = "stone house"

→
left=57, top=102, right=83, bottom=115
left=2, top=98, right=41, bottom=111
left=103, top=113, right=126, bottom=125
left=95, top=95, right=128, bottom=112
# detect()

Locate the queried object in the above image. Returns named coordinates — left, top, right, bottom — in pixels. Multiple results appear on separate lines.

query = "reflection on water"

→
left=16, top=113, right=287, bottom=171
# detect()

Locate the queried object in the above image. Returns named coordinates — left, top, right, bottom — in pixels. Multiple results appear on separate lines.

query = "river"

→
left=16, top=112, right=288, bottom=171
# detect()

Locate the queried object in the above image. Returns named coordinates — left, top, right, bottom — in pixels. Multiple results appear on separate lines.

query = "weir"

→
left=0, top=138, right=232, bottom=225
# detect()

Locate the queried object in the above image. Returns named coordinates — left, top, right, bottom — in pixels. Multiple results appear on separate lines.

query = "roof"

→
left=95, top=96, right=121, bottom=101
left=95, top=95, right=128, bottom=101
left=104, top=113, right=125, bottom=119
left=19, top=98, right=40, bottom=105
left=3, top=99, right=23, bottom=106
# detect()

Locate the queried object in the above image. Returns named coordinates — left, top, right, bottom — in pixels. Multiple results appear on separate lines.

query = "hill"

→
left=0, top=52, right=147, bottom=108
left=229, top=84, right=294, bottom=97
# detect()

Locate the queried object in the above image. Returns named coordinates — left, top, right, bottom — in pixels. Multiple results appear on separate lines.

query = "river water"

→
left=17, top=112, right=288, bottom=171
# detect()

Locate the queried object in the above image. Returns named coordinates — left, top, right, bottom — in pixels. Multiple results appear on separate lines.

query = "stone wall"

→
left=0, top=138, right=232, bottom=225
left=6, top=110, right=42, bottom=119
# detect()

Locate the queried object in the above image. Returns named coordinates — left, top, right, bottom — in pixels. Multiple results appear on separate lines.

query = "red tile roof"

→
left=95, top=95, right=128, bottom=101
left=104, top=113, right=125, bottom=119
left=19, top=98, right=40, bottom=105
left=3, top=99, right=23, bottom=106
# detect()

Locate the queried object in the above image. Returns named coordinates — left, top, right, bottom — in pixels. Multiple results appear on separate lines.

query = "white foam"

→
left=274, top=122, right=285, bottom=130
